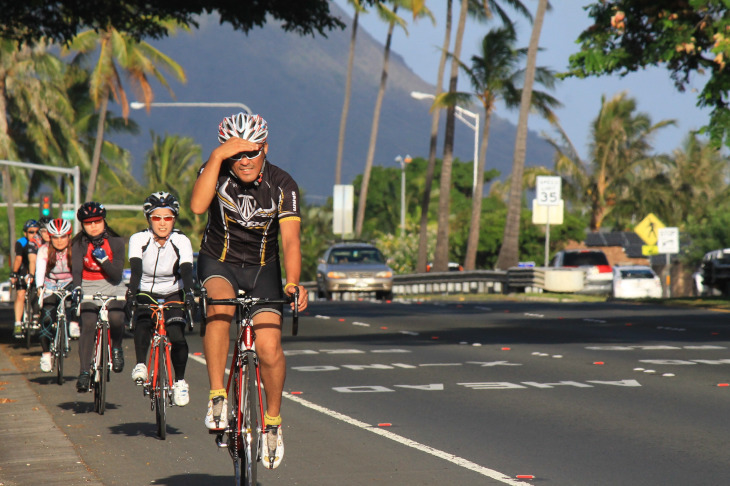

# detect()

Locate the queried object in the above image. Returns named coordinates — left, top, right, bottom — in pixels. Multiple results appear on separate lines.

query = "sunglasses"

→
left=27, top=230, right=38, bottom=235
left=150, top=215, right=175, bottom=222
left=51, top=234, right=69, bottom=239
left=230, top=149, right=263, bottom=161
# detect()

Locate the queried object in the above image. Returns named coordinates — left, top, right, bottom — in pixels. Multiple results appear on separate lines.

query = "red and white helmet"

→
left=217, top=113, right=268, bottom=144
left=47, top=218, right=71, bottom=237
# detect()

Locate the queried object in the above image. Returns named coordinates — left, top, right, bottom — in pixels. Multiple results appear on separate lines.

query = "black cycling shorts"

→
left=197, top=253, right=284, bottom=316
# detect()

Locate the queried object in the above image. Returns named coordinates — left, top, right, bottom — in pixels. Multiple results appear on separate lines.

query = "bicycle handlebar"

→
left=76, top=294, right=126, bottom=316
left=130, top=293, right=195, bottom=332
left=200, top=287, right=299, bottom=337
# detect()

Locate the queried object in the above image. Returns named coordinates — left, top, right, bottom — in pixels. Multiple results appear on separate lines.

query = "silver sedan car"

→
left=316, top=243, right=394, bottom=300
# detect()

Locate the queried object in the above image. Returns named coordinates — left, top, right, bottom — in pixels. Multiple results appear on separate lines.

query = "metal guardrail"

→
left=300, top=267, right=548, bottom=300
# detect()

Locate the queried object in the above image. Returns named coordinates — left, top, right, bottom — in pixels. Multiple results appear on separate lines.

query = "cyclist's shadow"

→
left=57, top=401, right=120, bottom=414
left=152, top=474, right=245, bottom=485
left=108, top=421, right=184, bottom=439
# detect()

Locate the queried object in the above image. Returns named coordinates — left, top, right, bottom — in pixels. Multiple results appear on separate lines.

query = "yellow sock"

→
left=264, top=412, right=282, bottom=426
left=209, top=388, right=227, bottom=400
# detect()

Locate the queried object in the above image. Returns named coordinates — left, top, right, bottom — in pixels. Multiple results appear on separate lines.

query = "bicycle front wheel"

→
left=242, top=355, right=260, bottom=486
left=24, top=297, right=32, bottom=349
left=155, top=347, right=167, bottom=440
left=94, top=326, right=108, bottom=415
left=55, top=318, right=66, bottom=385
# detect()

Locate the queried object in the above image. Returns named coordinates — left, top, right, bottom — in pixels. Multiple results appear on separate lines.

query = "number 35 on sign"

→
left=536, top=176, right=561, bottom=206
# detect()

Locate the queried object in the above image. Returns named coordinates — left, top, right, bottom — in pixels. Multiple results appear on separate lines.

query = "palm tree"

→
left=495, top=0, right=549, bottom=270
left=354, top=1, right=433, bottom=237
left=335, top=0, right=368, bottom=186
left=63, top=22, right=187, bottom=200
left=451, top=26, right=559, bottom=270
left=549, top=92, right=674, bottom=231
left=0, top=39, right=75, bottom=254
left=415, top=0, right=452, bottom=273
left=415, top=0, right=531, bottom=272
left=431, top=0, right=469, bottom=272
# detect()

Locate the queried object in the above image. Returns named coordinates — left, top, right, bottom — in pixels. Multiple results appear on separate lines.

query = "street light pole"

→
left=130, top=101, right=253, bottom=114
left=394, top=154, right=412, bottom=236
left=410, top=91, right=480, bottom=195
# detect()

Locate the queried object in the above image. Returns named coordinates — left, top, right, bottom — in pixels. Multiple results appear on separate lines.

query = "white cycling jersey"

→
left=128, top=229, right=194, bottom=295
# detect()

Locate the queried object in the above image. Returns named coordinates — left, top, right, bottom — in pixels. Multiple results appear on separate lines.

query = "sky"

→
left=332, top=0, right=711, bottom=160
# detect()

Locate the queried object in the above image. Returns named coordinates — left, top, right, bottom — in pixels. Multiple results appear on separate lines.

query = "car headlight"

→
left=327, top=271, right=347, bottom=279
left=376, top=271, right=392, bottom=278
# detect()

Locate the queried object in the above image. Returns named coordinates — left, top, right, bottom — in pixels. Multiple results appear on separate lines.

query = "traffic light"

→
left=39, top=193, right=52, bottom=218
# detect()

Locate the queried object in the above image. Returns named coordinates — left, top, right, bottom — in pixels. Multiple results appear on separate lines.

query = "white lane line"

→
left=283, top=391, right=532, bottom=485
left=189, top=353, right=532, bottom=484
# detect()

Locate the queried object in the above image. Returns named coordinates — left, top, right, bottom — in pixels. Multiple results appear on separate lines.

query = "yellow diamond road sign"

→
left=634, top=213, right=665, bottom=245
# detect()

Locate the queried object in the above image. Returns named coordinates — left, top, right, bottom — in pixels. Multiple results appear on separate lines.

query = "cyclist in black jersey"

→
left=191, top=113, right=308, bottom=470
left=11, top=219, right=41, bottom=338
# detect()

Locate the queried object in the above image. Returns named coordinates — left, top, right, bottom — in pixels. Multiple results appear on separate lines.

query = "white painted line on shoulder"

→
left=283, top=391, right=534, bottom=485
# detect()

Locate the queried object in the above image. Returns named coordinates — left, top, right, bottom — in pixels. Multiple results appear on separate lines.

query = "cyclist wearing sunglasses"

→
left=190, top=112, right=308, bottom=470
left=35, top=218, right=73, bottom=372
left=71, top=202, right=127, bottom=392
left=11, top=219, right=41, bottom=338
left=127, top=191, right=196, bottom=406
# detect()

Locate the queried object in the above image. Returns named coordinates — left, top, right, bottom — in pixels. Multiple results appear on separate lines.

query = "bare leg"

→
left=202, top=278, right=235, bottom=391
left=253, top=312, right=285, bottom=418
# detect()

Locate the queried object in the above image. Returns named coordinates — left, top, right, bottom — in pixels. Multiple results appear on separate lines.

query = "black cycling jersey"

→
left=14, top=236, right=38, bottom=275
left=198, top=158, right=301, bottom=266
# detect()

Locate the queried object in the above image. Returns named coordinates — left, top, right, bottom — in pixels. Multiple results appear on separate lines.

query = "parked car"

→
left=700, top=248, right=730, bottom=296
left=316, top=243, right=394, bottom=300
left=426, top=262, right=463, bottom=272
left=549, top=249, right=612, bottom=293
left=0, top=281, right=11, bottom=302
left=612, top=265, right=662, bottom=299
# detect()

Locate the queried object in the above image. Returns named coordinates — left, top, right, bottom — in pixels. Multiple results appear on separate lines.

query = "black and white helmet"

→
left=143, top=191, right=179, bottom=217
left=217, top=113, right=268, bottom=144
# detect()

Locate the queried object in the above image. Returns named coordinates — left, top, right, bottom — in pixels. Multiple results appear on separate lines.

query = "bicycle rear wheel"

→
left=94, top=326, right=108, bottom=415
left=56, top=318, right=66, bottom=385
left=242, top=355, right=260, bottom=486
left=155, top=347, right=168, bottom=440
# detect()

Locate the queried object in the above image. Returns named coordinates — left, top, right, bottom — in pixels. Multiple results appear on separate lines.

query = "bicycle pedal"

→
left=214, top=432, right=228, bottom=448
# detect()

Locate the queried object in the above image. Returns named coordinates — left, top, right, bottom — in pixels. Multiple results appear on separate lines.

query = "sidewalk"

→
left=0, top=339, right=103, bottom=485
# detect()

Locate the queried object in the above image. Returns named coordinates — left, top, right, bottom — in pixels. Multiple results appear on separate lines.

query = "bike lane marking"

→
left=282, top=390, right=534, bottom=486
left=187, top=352, right=532, bottom=484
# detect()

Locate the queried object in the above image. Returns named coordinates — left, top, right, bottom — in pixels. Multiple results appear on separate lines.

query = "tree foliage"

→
left=0, top=0, right=350, bottom=45
left=566, top=1, right=730, bottom=147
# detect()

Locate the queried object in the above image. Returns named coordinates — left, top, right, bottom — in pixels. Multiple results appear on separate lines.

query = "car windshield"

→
left=328, top=248, right=385, bottom=264
left=563, top=252, right=609, bottom=266
left=619, top=269, right=655, bottom=279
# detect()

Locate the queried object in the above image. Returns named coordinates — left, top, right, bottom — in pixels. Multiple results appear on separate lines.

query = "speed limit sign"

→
left=536, top=176, right=561, bottom=206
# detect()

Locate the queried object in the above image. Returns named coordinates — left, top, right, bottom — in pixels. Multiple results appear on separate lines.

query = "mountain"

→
left=113, top=1, right=556, bottom=204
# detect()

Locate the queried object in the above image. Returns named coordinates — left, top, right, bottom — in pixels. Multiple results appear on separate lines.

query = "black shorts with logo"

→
left=197, top=252, right=284, bottom=316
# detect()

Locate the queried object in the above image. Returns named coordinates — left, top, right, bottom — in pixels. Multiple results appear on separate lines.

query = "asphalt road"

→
left=2, top=298, right=730, bottom=485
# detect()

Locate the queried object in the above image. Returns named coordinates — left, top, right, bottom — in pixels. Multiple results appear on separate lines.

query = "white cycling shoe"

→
left=261, top=425, right=284, bottom=469
left=205, top=396, right=228, bottom=430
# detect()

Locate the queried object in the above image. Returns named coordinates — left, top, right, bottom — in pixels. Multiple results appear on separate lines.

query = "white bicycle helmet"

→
left=47, top=218, right=72, bottom=236
left=217, top=113, right=268, bottom=144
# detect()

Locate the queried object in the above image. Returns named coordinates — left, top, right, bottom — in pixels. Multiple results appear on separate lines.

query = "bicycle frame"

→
left=78, top=293, right=125, bottom=415
left=132, top=294, right=188, bottom=439
left=201, top=287, right=298, bottom=486
left=41, top=286, right=73, bottom=385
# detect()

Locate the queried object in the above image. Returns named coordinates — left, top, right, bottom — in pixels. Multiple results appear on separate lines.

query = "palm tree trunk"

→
left=433, top=0, right=468, bottom=272
left=495, top=0, right=548, bottom=270
left=416, top=0, right=452, bottom=273
left=464, top=111, right=492, bottom=270
left=354, top=10, right=397, bottom=238
left=335, top=9, right=360, bottom=186
left=86, top=87, right=110, bottom=201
